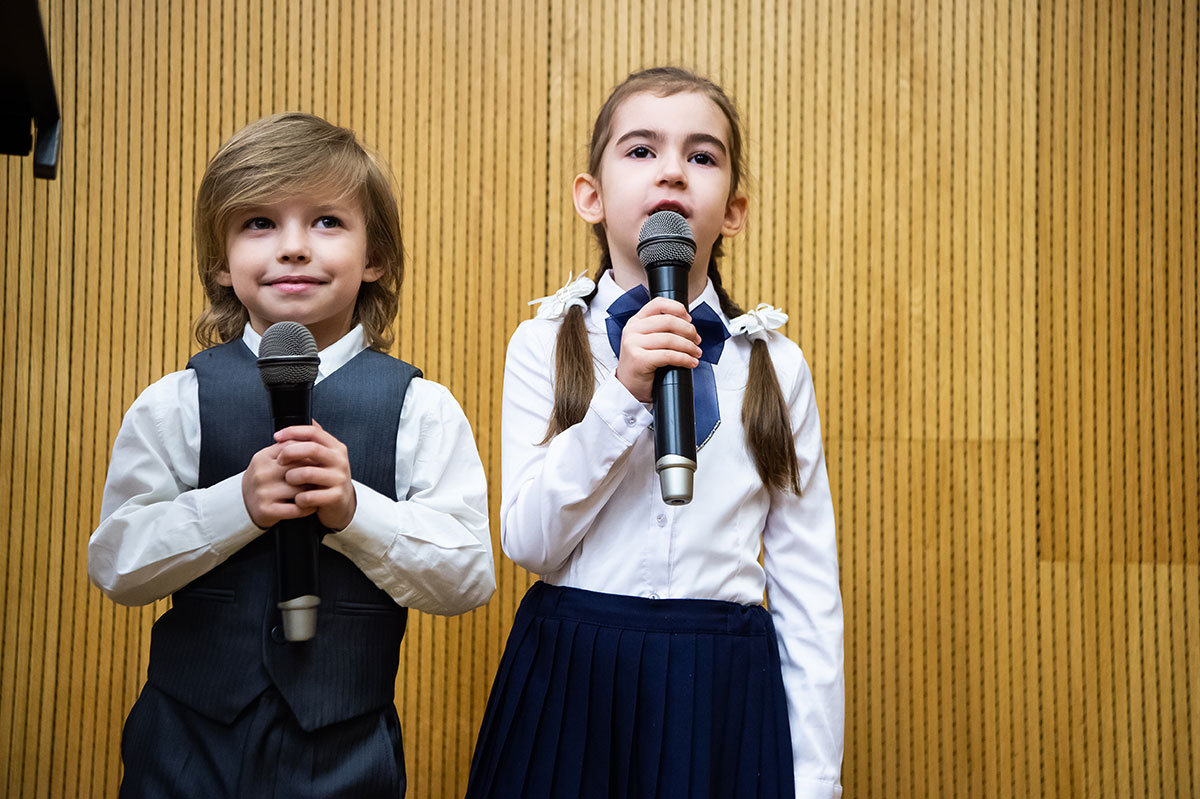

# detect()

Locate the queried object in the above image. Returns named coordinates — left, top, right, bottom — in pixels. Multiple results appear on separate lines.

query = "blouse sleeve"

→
left=498, top=319, right=653, bottom=574
left=761, top=346, right=846, bottom=799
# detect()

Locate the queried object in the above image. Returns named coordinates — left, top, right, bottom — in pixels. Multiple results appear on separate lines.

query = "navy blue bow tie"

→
left=605, top=285, right=729, bottom=448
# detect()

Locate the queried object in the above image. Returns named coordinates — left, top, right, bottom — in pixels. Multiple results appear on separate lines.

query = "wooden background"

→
left=1, top=0, right=1196, bottom=796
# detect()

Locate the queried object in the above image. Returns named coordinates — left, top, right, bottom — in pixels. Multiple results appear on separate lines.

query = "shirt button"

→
left=648, top=593, right=660, bottom=600
left=656, top=513, right=666, bottom=527
left=625, top=414, right=637, bottom=426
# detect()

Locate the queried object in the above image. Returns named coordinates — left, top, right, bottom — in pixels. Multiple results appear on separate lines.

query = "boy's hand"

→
left=241, top=421, right=357, bottom=531
left=273, top=421, right=357, bottom=531
left=614, top=297, right=703, bottom=403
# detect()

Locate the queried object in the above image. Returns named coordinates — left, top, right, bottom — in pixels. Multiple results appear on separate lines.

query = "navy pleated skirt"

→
left=466, top=582, right=794, bottom=799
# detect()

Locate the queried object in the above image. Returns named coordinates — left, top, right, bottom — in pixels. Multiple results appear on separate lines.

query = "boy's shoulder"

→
left=116, top=366, right=201, bottom=436
left=136, top=366, right=200, bottom=403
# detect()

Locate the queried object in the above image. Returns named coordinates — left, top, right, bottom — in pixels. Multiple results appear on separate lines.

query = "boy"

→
left=89, top=113, right=494, bottom=797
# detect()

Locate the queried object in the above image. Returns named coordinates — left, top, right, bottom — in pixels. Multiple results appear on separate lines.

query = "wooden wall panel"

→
left=0, top=0, right=1195, bottom=796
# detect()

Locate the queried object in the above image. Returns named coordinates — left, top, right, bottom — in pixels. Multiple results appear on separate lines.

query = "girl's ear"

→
left=721, top=194, right=749, bottom=238
left=573, top=173, right=604, bottom=224
left=362, top=263, right=384, bottom=283
left=215, top=269, right=233, bottom=287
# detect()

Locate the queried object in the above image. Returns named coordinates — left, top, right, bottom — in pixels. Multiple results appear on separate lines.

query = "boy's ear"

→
left=721, top=194, right=749, bottom=238
left=215, top=269, right=234, bottom=287
left=573, top=173, right=604, bottom=224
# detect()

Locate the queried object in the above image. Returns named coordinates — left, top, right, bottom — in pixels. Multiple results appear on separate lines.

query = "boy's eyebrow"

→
left=613, top=128, right=728, bottom=155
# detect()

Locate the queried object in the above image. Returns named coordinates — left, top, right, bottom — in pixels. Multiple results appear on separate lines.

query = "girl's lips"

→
left=651, top=201, right=688, bottom=218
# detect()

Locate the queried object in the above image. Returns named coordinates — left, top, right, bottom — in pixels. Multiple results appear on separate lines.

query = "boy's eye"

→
left=315, top=216, right=343, bottom=228
left=628, top=145, right=654, bottom=159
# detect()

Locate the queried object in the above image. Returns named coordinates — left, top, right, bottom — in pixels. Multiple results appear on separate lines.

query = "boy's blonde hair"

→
left=192, top=112, right=404, bottom=351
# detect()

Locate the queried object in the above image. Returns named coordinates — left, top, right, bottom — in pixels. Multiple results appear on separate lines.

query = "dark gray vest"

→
left=146, top=339, right=421, bottom=731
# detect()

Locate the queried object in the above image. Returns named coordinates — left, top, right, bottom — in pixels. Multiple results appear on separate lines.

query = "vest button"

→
left=270, top=625, right=286, bottom=644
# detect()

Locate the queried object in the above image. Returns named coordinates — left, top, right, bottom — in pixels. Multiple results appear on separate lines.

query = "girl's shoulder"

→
left=507, top=315, right=567, bottom=360
left=726, top=327, right=818, bottom=405
left=728, top=322, right=808, bottom=367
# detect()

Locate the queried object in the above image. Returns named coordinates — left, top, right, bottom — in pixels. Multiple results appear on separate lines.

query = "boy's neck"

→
left=246, top=321, right=360, bottom=353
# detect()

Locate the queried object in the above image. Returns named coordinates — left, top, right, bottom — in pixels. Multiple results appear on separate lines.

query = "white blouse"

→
left=89, top=324, right=495, bottom=616
left=501, top=271, right=845, bottom=798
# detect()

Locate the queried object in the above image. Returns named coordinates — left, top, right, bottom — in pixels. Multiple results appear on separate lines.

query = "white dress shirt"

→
left=89, top=324, right=495, bottom=616
left=501, top=271, right=844, bottom=798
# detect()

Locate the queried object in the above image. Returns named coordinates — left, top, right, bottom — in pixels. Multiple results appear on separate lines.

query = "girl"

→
left=467, top=69, right=844, bottom=798
left=89, top=112, right=494, bottom=797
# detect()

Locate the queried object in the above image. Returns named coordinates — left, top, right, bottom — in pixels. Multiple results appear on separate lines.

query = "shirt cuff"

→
left=197, top=473, right=266, bottom=556
left=328, top=480, right=393, bottom=560
left=793, top=777, right=843, bottom=799
left=589, top=374, right=654, bottom=444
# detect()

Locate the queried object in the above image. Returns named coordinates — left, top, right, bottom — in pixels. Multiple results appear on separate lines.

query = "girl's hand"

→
left=614, top=297, right=703, bottom=403
left=272, top=420, right=358, bottom=531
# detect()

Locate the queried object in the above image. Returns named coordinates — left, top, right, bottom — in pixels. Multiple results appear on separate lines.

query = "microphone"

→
left=257, top=321, right=322, bottom=642
left=637, top=210, right=697, bottom=505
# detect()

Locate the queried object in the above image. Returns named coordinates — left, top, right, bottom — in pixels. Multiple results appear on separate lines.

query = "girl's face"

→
left=574, top=90, right=748, bottom=301
left=219, top=192, right=381, bottom=350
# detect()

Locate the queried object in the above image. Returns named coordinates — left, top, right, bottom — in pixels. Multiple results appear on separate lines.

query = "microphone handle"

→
left=646, top=262, right=697, bottom=505
left=268, top=382, right=321, bottom=642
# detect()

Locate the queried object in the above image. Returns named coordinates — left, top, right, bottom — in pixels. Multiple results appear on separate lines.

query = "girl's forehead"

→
left=609, top=91, right=732, bottom=146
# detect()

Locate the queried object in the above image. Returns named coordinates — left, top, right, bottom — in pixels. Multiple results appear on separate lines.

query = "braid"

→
left=708, top=260, right=802, bottom=494
left=541, top=260, right=611, bottom=443
left=744, top=339, right=802, bottom=494
left=706, top=253, right=743, bottom=318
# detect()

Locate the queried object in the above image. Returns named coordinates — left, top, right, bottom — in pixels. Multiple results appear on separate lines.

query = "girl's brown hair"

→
left=547, top=67, right=801, bottom=494
left=192, top=112, right=404, bottom=351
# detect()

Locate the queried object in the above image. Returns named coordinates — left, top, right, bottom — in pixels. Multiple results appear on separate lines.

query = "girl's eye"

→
left=316, top=216, right=343, bottom=228
left=629, top=145, right=654, bottom=159
left=245, top=217, right=273, bottom=230
left=690, top=152, right=717, bottom=166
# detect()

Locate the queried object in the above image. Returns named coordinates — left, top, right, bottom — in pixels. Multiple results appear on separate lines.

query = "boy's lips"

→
left=268, top=275, right=324, bottom=293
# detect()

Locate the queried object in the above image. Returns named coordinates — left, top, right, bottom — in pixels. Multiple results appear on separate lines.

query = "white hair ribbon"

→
left=528, top=273, right=596, bottom=320
left=728, top=303, right=788, bottom=343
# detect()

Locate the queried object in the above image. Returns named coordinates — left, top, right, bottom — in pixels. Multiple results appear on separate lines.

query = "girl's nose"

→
left=656, top=153, right=687, bottom=187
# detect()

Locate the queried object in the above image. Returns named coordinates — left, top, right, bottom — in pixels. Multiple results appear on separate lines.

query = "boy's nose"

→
left=277, top=227, right=311, bottom=262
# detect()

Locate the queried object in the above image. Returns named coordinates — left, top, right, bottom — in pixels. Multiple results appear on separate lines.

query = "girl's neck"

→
left=607, top=253, right=710, bottom=305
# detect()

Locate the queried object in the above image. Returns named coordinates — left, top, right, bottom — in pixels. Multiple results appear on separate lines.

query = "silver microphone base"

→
left=278, top=595, right=320, bottom=642
left=656, top=454, right=697, bottom=505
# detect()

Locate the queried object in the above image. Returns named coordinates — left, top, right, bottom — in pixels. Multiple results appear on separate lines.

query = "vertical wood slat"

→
left=0, top=1, right=1195, bottom=796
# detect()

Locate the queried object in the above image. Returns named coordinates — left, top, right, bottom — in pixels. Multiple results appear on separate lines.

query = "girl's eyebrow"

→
left=613, top=128, right=728, bottom=155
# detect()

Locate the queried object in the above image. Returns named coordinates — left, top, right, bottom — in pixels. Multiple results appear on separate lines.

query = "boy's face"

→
left=219, top=192, right=381, bottom=350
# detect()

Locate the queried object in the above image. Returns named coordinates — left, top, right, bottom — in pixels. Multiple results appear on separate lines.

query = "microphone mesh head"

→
left=258, top=322, right=319, bottom=385
left=637, top=211, right=696, bottom=269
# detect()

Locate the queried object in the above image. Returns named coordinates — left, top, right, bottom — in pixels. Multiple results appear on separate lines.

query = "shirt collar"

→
left=240, top=323, right=368, bottom=383
left=588, top=270, right=726, bottom=325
